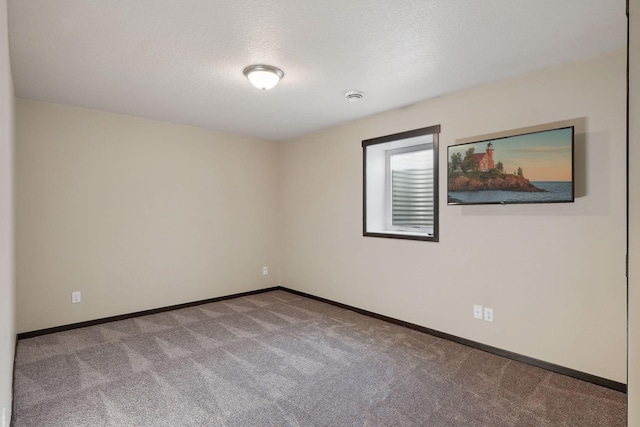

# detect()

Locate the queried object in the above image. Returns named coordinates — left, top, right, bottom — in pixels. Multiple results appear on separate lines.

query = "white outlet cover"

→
left=262, top=266, right=268, bottom=275
left=71, top=291, right=81, bottom=304
left=473, top=304, right=483, bottom=319
left=484, top=307, right=494, bottom=322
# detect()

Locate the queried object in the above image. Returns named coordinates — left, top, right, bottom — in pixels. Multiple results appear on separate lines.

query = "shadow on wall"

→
left=454, top=117, right=614, bottom=217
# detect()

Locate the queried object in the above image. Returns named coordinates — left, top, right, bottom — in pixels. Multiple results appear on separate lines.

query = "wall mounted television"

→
left=447, top=126, right=574, bottom=205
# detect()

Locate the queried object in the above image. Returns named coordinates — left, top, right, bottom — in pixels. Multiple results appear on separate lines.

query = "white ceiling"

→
left=8, top=1, right=626, bottom=141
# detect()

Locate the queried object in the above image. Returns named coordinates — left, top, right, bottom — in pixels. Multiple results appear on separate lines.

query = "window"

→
left=362, top=125, right=440, bottom=241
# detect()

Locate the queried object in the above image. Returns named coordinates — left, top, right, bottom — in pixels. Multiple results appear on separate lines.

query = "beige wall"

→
left=629, top=0, right=639, bottom=424
left=279, top=50, right=628, bottom=383
left=15, top=100, right=280, bottom=333
left=0, top=0, right=14, bottom=424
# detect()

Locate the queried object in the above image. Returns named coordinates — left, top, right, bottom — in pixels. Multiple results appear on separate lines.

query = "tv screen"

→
left=447, top=126, right=574, bottom=205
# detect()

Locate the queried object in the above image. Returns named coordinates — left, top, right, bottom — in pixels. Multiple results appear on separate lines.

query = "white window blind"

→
left=390, top=149, right=434, bottom=227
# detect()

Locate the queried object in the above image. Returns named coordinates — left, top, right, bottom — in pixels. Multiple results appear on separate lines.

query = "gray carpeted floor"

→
left=13, top=290, right=626, bottom=426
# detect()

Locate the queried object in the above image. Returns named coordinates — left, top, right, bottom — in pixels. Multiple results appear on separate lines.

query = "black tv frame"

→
left=447, top=126, right=575, bottom=206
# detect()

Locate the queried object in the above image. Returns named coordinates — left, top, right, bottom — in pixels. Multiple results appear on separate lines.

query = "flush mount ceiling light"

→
left=243, top=65, right=284, bottom=90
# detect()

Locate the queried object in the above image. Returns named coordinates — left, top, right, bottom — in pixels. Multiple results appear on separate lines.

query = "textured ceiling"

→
left=8, top=1, right=626, bottom=141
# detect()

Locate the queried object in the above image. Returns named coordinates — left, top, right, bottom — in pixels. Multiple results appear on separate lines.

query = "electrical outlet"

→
left=71, top=291, right=81, bottom=304
left=262, top=266, right=268, bottom=275
left=484, top=307, right=494, bottom=322
left=473, top=304, right=483, bottom=319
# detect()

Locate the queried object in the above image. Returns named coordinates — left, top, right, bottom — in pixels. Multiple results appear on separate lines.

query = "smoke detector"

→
left=345, top=90, right=365, bottom=102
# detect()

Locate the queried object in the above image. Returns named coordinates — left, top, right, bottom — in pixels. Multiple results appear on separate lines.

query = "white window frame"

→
left=362, top=125, right=440, bottom=242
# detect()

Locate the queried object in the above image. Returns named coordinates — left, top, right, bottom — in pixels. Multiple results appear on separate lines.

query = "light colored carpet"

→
left=13, top=290, right=626, bottom=426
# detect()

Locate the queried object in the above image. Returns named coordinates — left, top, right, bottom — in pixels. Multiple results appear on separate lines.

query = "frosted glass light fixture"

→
left=243, top=65, right=284, bottom=90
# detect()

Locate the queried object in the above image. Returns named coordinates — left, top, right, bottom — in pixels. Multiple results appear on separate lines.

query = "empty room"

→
left=1, top=0, right=639, bottom=426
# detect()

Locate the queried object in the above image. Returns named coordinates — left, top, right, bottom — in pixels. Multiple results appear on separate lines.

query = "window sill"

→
left=363, top=230, right=438, bottom=242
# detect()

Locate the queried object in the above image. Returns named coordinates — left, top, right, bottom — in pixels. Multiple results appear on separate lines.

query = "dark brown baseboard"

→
left=16, top=285, right=626, bottom=393
left=280, top=287, right=627, bottom=394
left=16, top=286, right=281, bottom=340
